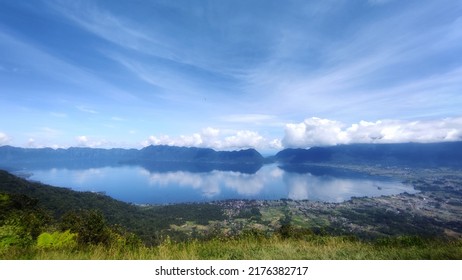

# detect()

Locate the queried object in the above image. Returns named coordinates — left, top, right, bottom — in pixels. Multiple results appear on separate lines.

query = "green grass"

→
left=2, top=234, right=462, bottom=260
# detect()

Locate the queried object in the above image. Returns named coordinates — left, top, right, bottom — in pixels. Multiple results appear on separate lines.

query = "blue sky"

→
left=0, top=0, right=461, bottom=151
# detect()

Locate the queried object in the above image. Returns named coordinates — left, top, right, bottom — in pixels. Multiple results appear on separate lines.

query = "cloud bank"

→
left=140, top=116, right=462, bottom=151
left=142, top=127, right=281, bottom=151
left=6, top=116, right=462, bottom=151
left=282, top=117, right=462, bottom=148
left=76, top=135, right=113, bottom=148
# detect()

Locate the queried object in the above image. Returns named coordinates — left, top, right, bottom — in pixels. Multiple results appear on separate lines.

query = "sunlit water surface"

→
left=26, top=164, right=416, bottom=204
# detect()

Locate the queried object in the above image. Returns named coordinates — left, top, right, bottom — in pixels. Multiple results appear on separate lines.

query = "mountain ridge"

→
left=275, top=141, right=462, bottom=167
left=0, top=145, right=265, bottom=171
left=2, top=141, right=462, bottom=170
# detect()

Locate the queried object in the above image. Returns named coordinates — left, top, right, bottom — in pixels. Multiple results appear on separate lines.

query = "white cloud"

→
left=27, top=138, right=36, bottom=148
left=0, top=132, right=11, bottom=145
left=283, top=118, right=348, bottom=147
left=142, top=128, right=277, bottom=151
left=24, top=138, right=54, bottom=149
left=201, top=127, right=220, bottom=138
left=76, top=135, right=89, bottom=146
left=76, top=135, right=111, bottom=148
left=282, top=117, right=462, bottom=148
left=222, top=130, right=265, bottom=150
left=269, top=138, right=283, bottom=150
left=143, top=133, right=204, bottom=148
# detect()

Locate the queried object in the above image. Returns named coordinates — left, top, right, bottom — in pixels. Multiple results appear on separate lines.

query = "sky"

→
left=0, top=0, right=461, bottom=152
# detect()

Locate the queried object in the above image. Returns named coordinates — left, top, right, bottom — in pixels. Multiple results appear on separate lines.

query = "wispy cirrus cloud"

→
left=0, top=28, right=137, bottom=105
left=46, top=0, right=236, bottom=77
left=238, top=0, right=462, bottom=121
left=47, top=0, right=243, bottom=113
left=47, top=0, right=161, bottom=53
left=44, top=0, right=462, bottom=124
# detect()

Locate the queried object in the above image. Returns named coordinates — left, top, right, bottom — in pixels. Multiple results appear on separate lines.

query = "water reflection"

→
left=283, top=172, right=413, bottom=202
left=26, top=164, right=416, bottom=204
left=141, top=170, right=267, bottom=198
left=138, top=161, right=263, bottom=174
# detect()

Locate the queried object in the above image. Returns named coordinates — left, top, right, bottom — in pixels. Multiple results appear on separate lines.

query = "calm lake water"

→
left=24, top=164, right=416, bottom=204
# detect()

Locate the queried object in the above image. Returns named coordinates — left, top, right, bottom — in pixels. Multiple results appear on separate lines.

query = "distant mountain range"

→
left=1, top=141, right=461, bottom=172
left=274, top=142, right=462, bottom=167
left=128, top=145, right=264, bottom=174
left=0, top=145, right=264, bottom=173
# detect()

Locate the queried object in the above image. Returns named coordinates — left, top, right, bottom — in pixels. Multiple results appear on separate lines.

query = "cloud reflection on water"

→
left=28, top=164, right=416, bottom=204
left=141, top=169, right=267, bottom=198
left=283, top=172, right=414, bottom=202
left=138, top=164, right=416, bottom=203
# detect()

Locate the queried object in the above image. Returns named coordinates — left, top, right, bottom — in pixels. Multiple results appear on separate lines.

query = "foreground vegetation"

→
left=1, top=188, right=461, bottom=260
left=3, top=229, right=462, bottom=260
left=2, top=169, right=462, bottom=259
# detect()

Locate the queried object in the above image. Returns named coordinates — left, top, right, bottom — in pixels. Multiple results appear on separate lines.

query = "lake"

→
left=22, top=163, right=417, bottom=204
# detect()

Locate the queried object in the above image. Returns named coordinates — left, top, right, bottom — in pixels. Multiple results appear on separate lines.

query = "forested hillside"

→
left=0, top=170, right=224, bottom=245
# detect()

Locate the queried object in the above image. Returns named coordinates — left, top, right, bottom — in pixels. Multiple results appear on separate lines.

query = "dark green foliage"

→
left=60, top=210, right=112, bottom=245
left=59, top=210, right=143, bottom=247
left=277, top=224, right=313, bottom=239
left=336, top=207, right=442, bottom=237
left=0, top=224, right=33, bottom=249
left=147, top=203, right=225, bottom=226
left=0, top=192, right=52, bottom=250
left=235, top=207, right=262, bottom=221
left=109, top=224, right=143, bottom=249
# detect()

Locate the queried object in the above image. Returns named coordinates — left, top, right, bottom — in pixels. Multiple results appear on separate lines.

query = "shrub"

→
left=37, top=230, right=77, bottom=249
left=60, top=210, right=112, bottom=245
left=0, top=224, right=33, bottom=250
left=277, top=224, right=313, bottom=239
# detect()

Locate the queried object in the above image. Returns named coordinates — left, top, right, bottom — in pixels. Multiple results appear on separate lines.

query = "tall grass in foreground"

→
left=3, top=235, right=462, bottom=260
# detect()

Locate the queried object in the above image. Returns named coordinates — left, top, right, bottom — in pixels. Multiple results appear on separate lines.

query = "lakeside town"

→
left=163, top=164, right=462, bottom=240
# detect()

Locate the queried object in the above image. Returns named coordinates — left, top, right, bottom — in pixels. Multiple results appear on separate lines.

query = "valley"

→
left=1, top=142, right=462, bottom=259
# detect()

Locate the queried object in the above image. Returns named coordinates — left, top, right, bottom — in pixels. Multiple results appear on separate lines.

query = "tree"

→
left=60, top=210, right=111, bottom=245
